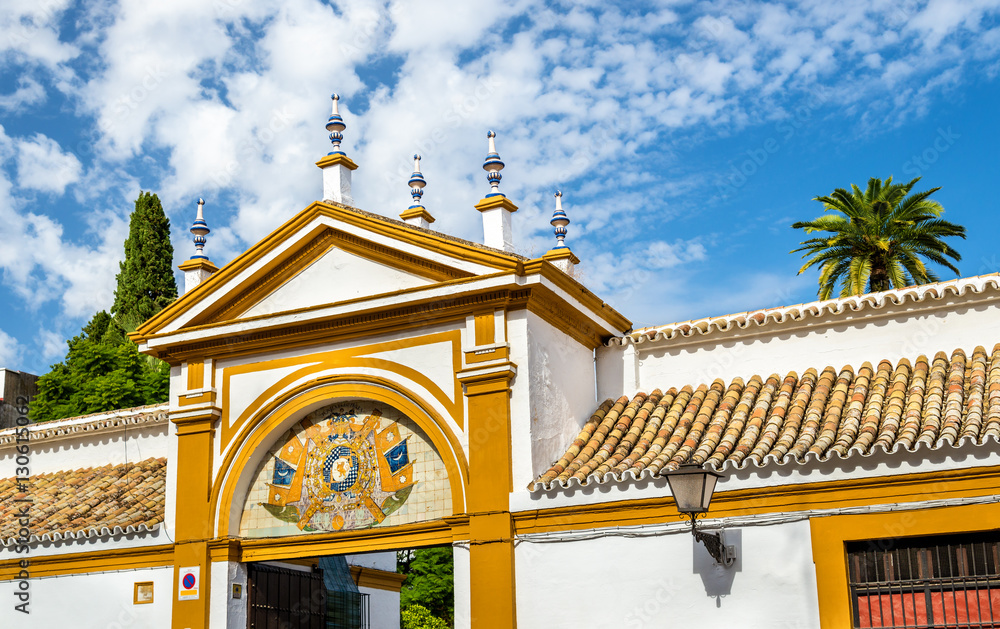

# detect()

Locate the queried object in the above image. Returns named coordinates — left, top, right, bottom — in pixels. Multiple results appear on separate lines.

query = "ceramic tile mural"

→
left=240, top=401, right=452, bottom=538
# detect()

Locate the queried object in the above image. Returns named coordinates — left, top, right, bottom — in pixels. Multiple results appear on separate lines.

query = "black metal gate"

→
left=248, top=563, right=327, bottom=629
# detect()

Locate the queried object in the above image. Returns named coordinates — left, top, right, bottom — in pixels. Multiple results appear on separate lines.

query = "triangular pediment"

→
left=135, top=202, right=524, bottom=338
left=237, top=244, right=433, bottom=319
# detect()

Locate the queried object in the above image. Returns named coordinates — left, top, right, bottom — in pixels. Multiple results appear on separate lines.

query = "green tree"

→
left=401, top=605, right=448, bottom=629
left=792, top=176, right=966, bottom=299
left=112, top=191, right=177, bottom=327
left=30, top=193, right=177, bottom=422
left=398, top=547, right=453, bottom=625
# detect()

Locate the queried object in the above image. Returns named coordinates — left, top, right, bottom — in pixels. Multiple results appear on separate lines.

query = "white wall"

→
left=0, top=423, right=168, bottom=477
left=453, top=545, right=471, bottom=629
left=514, top=520, right=820, bottom=629
left=0, top=566, right=173, bottom=629
left=361, top=585, right=400, bottom=629
left=509, top=311, right=597, bottom=491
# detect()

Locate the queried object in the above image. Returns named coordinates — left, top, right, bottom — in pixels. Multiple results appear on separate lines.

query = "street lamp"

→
left=664, top=464, right=736, bottom=567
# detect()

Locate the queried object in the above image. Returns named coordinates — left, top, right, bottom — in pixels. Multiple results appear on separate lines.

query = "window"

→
left=847, top=531, right=1000, bottom=628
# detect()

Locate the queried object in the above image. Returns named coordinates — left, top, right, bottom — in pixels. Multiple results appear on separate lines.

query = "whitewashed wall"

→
left=0, top=414, right=168, bottom=476
left=509, top=310, right=597, bottom=491
left=514, top=520, right=820, bottom=629
left=361, top=585, right=401, bottom=629
left=0, top=566, right=173, bottom=629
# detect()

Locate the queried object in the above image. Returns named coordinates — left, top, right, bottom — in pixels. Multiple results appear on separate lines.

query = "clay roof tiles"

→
left=533, top=345, right=1000, bottom=490
left=0, top=457, right=166, bottom=545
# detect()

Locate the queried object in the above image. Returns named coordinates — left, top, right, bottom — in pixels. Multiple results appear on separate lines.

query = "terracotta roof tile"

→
left=533, top=345, right=1000, bottom=490
left=0, top=458, right=166, bottom=545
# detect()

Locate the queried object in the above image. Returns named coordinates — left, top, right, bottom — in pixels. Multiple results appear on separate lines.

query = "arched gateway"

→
left=126, top=154, right=628, bottom=628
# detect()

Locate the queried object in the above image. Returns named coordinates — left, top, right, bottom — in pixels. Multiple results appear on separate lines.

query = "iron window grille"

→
left=326, top=591, right=370, bottom=629
left=847, top=531, right=1000, bottom=628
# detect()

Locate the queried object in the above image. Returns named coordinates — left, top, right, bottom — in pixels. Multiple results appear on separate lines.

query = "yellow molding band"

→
left=218, top=330, right=464, bottom=449
left=515, top=465, right=1000, bottom=535
left=351, top=566, right=407, bottom=592
left=0, top=544, right=174, bottom=580
left=810, top=502, right=1000, bottom=628
left=239, top=518, right=462, bottom=561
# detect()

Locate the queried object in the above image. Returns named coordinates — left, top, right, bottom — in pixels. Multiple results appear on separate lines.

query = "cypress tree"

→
left=31, top=192, right=177, bottom=422
left=111, top=191, right=177, bottom=329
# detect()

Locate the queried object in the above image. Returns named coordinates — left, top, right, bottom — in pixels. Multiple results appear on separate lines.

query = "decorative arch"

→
left=213, top=375, right=469, bottom=537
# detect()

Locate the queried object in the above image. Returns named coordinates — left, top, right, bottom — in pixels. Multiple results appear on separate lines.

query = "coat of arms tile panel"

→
left=239, top=400, right=452, bottom=538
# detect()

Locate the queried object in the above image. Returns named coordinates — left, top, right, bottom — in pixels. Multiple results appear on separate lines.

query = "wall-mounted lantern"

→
left=664, top=464, right=736, bottom=567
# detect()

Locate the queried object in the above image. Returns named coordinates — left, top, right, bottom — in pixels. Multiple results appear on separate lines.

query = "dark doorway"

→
left=247, top=561, right=371, bottom=629
left=247, top=563, right=327, bottom=629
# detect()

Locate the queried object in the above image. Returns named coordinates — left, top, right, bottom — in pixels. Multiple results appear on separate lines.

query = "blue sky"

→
left=1, top=0, right=999, bottom=375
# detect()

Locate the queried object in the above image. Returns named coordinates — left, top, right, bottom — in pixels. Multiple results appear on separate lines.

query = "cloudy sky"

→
left=1, top=0, right=999, bottom=374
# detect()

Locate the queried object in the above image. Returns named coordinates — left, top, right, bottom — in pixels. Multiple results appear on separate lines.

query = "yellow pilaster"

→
left=459, top=364, right=517, bottom=629
left=170, top=408, right=218, bottom=629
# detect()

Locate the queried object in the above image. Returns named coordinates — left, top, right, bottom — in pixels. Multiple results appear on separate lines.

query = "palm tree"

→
left=792, top=176, right=966, bottom=299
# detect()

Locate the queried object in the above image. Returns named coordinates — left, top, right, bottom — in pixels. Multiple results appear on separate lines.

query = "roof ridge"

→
left=0, top=404, right=169, bottom=445
left=616, top=273, right=1000, bottom=346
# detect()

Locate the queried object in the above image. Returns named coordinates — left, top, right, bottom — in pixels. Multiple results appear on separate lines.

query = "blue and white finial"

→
left=190, top=197, right=210, bottom=260
left=408, top=154, right=426, bottom=208
left=550, top=190, right=569, bottom=249
left=482, top=130, right=505, bottom=198
left=325, top=93, right=346, bottom=156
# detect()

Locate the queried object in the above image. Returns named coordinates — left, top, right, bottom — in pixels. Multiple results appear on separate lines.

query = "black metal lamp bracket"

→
left=689, top=514, right=736, bottom=567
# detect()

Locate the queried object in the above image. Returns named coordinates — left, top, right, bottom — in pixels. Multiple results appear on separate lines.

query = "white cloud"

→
left=0, top=0, right=78, bottom=69
left=1, top=0, right=999, bottom=346
left=37, top=327, right=66, bottom=363
left=15, top=133, right=82, bottom=194
left=0, top=328, right=22, bottom=368
left=0, top=77, right=45, bottom=112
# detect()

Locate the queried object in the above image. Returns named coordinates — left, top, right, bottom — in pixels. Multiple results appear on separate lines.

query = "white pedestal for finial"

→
left=474, top=196, right=518, bottom=252
left=317, top=154, right=358, bottom=206
left=178, top=258, right=220, bottom=294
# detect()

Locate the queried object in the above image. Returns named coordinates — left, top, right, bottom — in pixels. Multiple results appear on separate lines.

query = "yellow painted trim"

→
left=0, top=545, right=174, bottom=580
left=521, top=259, right=631, bottom=333
left=516, top=465, right=1000, bottom=535
left=474, top=312, right=494, bottom=346
left=218, top=330, right=464, bottom=450
left=133, top=202, right=522, bottom=341
left=195, top=227, right=470, bottom=326
left=143, top=282, right=529, bottom=363
left=316, top=154, right=358, bottom=170
left=399, top=207, right=436, bottom=224
left=351, top=566, right=407, bottom=592
left=464, top=346, right=510, bottom=364
left=474, top=196, right=519, bottom=214
left=542, top=248, right=580, bottom=265
left=133, top=580, right=155, bottom=604
left=187, top=360, right=204, bottom=390
left=178, top=258, right=220, bottom=274
left=178, top=390, right=216, bottom=407
left=214, top=380, right=469, bottom=537
left=810, top=502, right=1000, bottom=628
left=239, top=518, right=463, bottom=561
